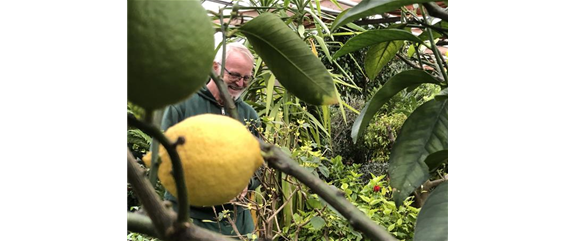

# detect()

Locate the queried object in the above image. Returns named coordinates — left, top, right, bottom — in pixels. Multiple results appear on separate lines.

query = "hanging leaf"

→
left=389, top=99, right=448, bottom=207
left=424, top=150, right=448, bottom=172
left=332, top=29, right=426, bottom=59
left=351, top=70, right=440, bottom=143
left=240, top=13, right=337, bottom=105
left=365, top=40, right=404, bottom=80
left=414, top=182, right=448, bottom=241
left=331, top=0, right=437, bottom=31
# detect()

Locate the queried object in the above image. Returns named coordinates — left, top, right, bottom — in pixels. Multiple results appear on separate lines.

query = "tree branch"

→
left=396, top=54, right=422, bottom=70
left=127, top=115, right=189, bottom=224
left=128, top=148, right=240, bottom=241
left=210, top=70, right=240, bottom=120
left=422, top=2, right=448, bottom=22
left=128, top=149, right=176, bottom=238
left=259, top=141, right=398, bottom=241
left=128, top=212, right=160, bottom=237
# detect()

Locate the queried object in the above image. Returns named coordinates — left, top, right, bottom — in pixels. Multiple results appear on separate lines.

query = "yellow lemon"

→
left=128, top=0, right=215, bottom=111
left=143, top=114, right=263, bottom=206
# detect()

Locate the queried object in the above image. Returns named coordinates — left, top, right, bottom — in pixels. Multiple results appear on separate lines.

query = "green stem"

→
left=421, top=6, right=448, bottom=83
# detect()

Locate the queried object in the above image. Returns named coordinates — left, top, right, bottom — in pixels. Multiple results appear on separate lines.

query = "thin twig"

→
left=396, top=53, right=422, bottom=70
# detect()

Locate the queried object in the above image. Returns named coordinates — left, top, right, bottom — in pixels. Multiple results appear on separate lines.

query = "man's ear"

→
left=212, top=61, right=219, bottom=71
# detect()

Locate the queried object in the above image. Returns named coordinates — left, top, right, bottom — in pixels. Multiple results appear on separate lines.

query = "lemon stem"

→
left=128, top=114, right=190, bottom=224
left=259, top=139, right=398, bottom=241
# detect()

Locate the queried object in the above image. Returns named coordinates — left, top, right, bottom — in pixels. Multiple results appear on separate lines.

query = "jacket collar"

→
left=198, top=86, right=243, bottom=106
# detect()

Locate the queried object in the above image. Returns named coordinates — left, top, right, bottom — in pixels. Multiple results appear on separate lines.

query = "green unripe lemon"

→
left=128, top=0, right=215, bottom=110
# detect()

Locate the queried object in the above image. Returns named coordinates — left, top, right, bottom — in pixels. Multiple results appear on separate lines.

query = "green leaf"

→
left=414, top=182, right=448, bottom=241
left=310, top=216, right=326, bottom=230
left=312, top=35, right=332, bottom=63
left=359, top=195, right=371, bottom=203
left=265, top=73, right=276, bottom=116
left=306, top=196, right=324, bottom=209
left=407, top=44, right=416, bottom=58
left=418, top=21, right=448, bottom=42
left=387, top=223, right=396, bottom=232
left=331, top=0, right=438, bottom=31
left=424, top=150, right=448, bottom=172
left=332, top=29, right=426, bottom=59
left=240, top=13, right=337, bottom=105
left=127, top=129, right=151, bottom=148
left=435, top=87, right=448, bottom=101
left=329, top=0, right=343, bottom=10
left=365, top=40, right=404, bottom=80
left=390, top=99, right=448, bottom=206
left=351, top=70, right=440, bottom=143
left=306, top=9, right=331, bottom=37
left=318, top=165, right=330, bottom=178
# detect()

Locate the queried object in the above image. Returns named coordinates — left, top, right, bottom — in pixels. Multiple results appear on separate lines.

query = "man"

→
left=161, top=42, right=260, bottom=238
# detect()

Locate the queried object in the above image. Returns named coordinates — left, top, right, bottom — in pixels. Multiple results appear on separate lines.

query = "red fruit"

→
left=373, top=185, right=381, bottom=192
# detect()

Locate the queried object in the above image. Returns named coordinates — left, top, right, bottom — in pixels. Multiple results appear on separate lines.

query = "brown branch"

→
left=128, top=149, right=240, bottom=241
left=128, top=115, right=190, bottom=224
left=128, top=149, right=175, bottom=238
left=423, top=176, right=449, bottom=191
left=128, top=212, right=160, bottom=237
left=396, top=54, right=422, bottom=70
left=352, top=17, right=401, bottom=26
left=259, top=141, right=398, bottom=241
left=210, top=70, right=240, bottom=120
left=416, top=175, right=449, bottom=207
left=422, top=2, right=448, bottom=22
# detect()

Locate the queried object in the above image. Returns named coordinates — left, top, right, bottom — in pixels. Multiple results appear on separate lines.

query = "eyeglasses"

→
left=222, top=67, right=252, bottom=83
left=217, top=63, right=253, bottom=83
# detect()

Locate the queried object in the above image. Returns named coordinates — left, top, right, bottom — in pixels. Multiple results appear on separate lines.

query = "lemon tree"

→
left=143, top=114, right=263, bottom=206
left=128, top=0, right=215, bottom=111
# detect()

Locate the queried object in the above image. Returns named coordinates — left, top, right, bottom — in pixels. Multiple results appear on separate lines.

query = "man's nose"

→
left=235, top=78, right=245, bottom=86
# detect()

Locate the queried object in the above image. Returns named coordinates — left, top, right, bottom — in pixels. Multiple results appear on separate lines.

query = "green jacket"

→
left=162, top=86, right=259, bottom=135
left=161, top=86, right=260, bottom=238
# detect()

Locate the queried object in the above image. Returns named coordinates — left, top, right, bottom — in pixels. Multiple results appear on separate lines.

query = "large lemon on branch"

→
left=143, top=114, right=263, bottom=206
left=128, top=0, right=215, bottom=110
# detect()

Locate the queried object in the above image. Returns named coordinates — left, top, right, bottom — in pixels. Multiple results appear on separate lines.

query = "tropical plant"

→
left=127, top=0, right=448, bottom=240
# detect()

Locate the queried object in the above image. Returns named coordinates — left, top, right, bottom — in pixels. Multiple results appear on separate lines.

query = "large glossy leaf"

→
left=351, top=70, right=440, bottom=143
left=332, top=29, right=426, bottom=59
left=331, top=0, right=438, bottom=31
left=414, top=181, right=448, bottom=241
left=239, top=13, right=337, bottom=105
left=424, top=150, right=448, bottom=172
left=364, top=40, right=404, bottom=80
left=389, top=99, right=448, bottom=207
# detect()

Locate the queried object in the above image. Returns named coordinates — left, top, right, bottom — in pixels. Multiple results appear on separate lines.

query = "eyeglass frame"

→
left=216, top=62, right=253, bottom=83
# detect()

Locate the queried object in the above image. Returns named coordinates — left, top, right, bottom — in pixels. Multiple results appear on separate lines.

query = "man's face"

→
left=215, top=52, right=253, bottom=98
